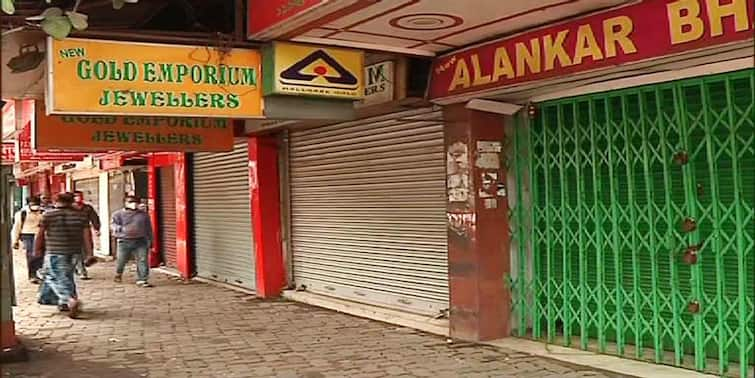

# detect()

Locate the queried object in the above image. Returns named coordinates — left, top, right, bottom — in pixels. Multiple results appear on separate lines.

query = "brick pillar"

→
left=444, top=104, right=512, bottom=341
left=248, top=136, right=285, bottom=298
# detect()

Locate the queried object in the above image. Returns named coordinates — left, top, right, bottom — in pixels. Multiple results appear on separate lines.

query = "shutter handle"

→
left=681, top=244, right=702, bottom=265
left=681, top=217, right=697, bottom=233
left=673, top=151, right=689, bottom=165
left=687, top=300, right=701, bottom=314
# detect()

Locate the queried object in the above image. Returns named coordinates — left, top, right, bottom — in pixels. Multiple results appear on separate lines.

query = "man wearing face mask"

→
left=72, top=191, right=101, bottom=280
left=11, top=196, right=45, bottom=283
left=111, top=195, right=154, bottom=287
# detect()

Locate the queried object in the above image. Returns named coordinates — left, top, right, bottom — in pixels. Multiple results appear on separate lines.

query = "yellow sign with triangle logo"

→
left=263, top=42, right=364, bottom=100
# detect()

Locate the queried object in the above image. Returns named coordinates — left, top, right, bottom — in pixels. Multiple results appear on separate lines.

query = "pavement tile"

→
left=4, top=250, right=626, bottom=378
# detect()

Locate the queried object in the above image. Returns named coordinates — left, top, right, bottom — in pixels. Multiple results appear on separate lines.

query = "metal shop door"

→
left=288, top=107, right=449, bottom=316
left=192, top=140, right=256, bottom=291
left=510, top=69, right=754, bottom=376
left=158, top=167, right=177, bottom=268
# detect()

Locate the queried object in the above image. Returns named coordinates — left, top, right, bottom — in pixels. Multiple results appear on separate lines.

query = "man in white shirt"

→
left=11, top=196, right=45, bottom=283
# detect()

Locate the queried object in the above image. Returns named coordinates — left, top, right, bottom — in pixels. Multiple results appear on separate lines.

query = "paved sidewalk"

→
left=3, top=251, right=628, bottom=378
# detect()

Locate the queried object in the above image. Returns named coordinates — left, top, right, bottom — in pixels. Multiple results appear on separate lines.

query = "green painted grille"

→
left=510, top=69, right=754, bottom=377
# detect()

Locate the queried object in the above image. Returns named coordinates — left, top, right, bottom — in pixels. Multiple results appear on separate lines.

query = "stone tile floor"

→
left=2, top=251, right=628, bottom=377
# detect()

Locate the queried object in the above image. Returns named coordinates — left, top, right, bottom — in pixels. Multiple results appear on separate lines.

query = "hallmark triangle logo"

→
left=279, top=49, right=359, bottom=89
left=268, top=42, right=364, bottom=100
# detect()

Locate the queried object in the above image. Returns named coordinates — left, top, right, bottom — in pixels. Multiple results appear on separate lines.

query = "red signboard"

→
left=15, top=123, right=87, bottom=162
left=248, top=0, right=325, bottom=35
left=1, top=143, right=15, bottom=164
left=429, top=0, right=755, bottom=99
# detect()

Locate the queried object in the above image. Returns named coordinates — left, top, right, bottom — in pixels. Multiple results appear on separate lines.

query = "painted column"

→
left=1, top=165, right=25, bottom=361
left=173, top=154, right=191, bottom=280
left=98, top=172, right=111, bottom=256
left=147, top=159, right=160, bottom=268
left=1, top=233, right=19, bottom=351
left=248, top=136, right=285, bottom=297
left=444, top=104, right=511, bottom=341
left=37, top=172, right=50, bottom=196
left=147, top=153, right=190, bottom=278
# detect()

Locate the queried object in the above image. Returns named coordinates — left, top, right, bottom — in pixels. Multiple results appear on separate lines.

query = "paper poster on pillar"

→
left=446, top=141, right=471, bottom=208
left=475, top=141, right=501, bottom=169
left=479, top=171, right=500, bottom=209
left=447, top=212, right=476, bottom=239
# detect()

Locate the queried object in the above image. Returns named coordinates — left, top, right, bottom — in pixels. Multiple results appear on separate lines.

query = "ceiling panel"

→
left=293, top=0, right=632, bottom=56
left=330, top=32, right=421, bottom=48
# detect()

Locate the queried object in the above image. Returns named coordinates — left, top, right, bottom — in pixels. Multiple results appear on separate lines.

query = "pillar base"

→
left=0, top=343, right=28, bottom=363
left=0, top=322, right=27, bottom=363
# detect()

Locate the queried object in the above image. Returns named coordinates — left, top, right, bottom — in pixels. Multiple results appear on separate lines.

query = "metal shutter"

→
left=158, top=167, right=177, bottom=268
left=193, top=140, right=255, bottom=291
left=510, top=69, right=754, bottom=374
left=289, top=107, right=448, bottom=315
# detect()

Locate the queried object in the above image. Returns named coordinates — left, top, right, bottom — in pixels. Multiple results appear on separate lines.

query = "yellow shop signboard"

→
left=47, top=38, right=263, bottom=118
left=263, top=42, right=364, bottom=100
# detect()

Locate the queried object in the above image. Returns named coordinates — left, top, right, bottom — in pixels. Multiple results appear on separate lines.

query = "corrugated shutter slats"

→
left=289, top=107, right=449, bottom=315
left=193, top=140, right=255, bottom=291
left=158, top=168, right=177, bottom=268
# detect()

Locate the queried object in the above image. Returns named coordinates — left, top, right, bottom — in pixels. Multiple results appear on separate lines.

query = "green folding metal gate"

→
left=510, top=69, right=754, bottom=377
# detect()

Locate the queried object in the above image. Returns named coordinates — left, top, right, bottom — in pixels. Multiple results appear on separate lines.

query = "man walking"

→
left=11, top=196, right=44, bottom=283
left=72, top=191, right=101, bottom=280
left=34, top=192, right=92, bottom=318
left=112, top=195, right=153, bottom=287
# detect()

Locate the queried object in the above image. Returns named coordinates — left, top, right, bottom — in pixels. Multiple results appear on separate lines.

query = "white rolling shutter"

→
left=192, top=140, right=256, bottom=290
left=289, top=107, right=448, bottom=315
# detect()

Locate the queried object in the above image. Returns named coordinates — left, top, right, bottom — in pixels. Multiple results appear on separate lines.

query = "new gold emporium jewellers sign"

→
left=46, top=38, right=263, bottom=118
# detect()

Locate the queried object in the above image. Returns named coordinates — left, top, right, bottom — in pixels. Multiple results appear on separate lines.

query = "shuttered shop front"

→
left=510, top=69, right=754, bottom=375
left=193, top=140, right=256, bottom=291
left=158, top=167, right=177, bottom=268
left=289, top=107, right=449, bottom=315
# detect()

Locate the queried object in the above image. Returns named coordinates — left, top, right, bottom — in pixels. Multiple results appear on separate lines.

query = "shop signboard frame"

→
left=46, top=38, right=263, bottom=118
left=429, top=0, right=755, bottom=100
left=262, top=41, right=364, bottom=100
left=33, top=101, right=235, bottom=153
left=15, top=122, right=87, bottom=162
left=247, top=0, right=326, bottom=38
left=357, top=60, right=395, bottom=108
